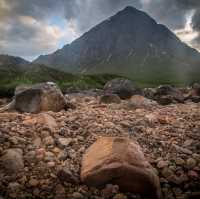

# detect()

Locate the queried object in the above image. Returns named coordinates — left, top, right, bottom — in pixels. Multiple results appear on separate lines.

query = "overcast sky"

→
left=0, top=0, right=200, bottom=61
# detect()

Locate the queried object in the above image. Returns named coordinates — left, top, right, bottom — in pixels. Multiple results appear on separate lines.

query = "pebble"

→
left=173, top=144, right=193, bottom=155
left=186, top=158, right=197, bottom=169
left=72, top=192, right=84, bottom=199
left=57, top=138, right=73, bottom=148
left=157, top=160, right=169, bottom=169
left=161, top=168, right=173, bottom=178
left=113, top=193, right=128, bottom=199
left=188, top=170, right=199, bottom=178
left=175, top=158, right=185, bottom=166
left=183, top=139, right=193, bottom=147
left=47, top=161, right=55, bottom=168
left=29, top=179, right=39, bottom=187
left=57, top=167, right=79, bottom=184
left=43, top=136, right=54, bottom=146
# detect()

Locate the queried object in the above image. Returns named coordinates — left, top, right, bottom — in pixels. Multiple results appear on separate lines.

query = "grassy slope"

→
left=0, top=64, right=120, bottom=97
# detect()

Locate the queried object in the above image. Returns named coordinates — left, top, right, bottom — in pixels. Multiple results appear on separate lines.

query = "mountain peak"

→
left=122, top=6, right=139, bottom=12
left=34, top=6, right=200, bottom=84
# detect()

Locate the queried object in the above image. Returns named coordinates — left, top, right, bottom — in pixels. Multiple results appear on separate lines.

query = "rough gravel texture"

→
left=0, top=95, right=200, bottom=199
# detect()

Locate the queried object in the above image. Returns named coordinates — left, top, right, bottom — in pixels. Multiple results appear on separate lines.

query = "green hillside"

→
left=0, top=64, right=120, bottom=97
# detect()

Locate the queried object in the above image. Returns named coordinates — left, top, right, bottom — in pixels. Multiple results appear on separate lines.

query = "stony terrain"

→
left=0, top=94, right=200, bottom=199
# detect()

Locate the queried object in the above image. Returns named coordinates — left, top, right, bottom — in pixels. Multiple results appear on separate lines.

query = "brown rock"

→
left=100, top=94, right=121, bottom=104
left=0, top=148, right=24, bottom=174
left=23, top=113, right=57, bottom=132
left=81, top=137, right=162, bottom=199
left=57, top=167, right=79, bottom=184
left=15, top=82, right=67, bottom=113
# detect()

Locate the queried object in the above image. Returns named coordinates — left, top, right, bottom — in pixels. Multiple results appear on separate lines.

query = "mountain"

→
left=34, top=6, right=200, bottom=85
left=0, top=54, right=29, bottom=66
left=0, top=54, right=30, bottom=73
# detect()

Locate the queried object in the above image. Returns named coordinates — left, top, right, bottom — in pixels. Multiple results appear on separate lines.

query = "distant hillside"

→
left=34, top=6, right=200, bottom=85
left=0, top=54, right=29, bottom=66
left=0, top=55, right=119, bottom=96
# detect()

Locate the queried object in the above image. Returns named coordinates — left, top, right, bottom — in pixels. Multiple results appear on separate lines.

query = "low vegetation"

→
left=0, top=65, right=120, bottom=97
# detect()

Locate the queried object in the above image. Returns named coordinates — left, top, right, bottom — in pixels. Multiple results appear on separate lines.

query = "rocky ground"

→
left=0, top=95, right=200, bottom=199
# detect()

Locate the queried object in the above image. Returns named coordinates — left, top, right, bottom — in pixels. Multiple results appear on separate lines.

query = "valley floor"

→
left=0, top=95, right=200, bottom=199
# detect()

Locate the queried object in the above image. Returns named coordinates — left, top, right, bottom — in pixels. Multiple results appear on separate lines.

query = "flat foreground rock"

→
left=81, top=137, right=162, bottom=199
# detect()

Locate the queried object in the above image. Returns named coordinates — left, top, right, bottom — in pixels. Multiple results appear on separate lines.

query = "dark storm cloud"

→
left=143, top=0, right=188, bottom=30
left=143, top=0, right=200, bottom=50
left=0, top=0, right=200, bottom=59
left=0, top=0, right=62, bottom=20
left=62, top=0, right=142, bottom=32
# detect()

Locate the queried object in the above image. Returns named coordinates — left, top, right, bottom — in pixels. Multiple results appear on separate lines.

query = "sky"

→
left=0, top=0, right=200, bottom=61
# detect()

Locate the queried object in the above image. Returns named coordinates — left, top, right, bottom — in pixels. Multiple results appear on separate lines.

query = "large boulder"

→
left=14, top=82, right=67, bottom=113
left=154, top=85, right=184, bottom=105
left=81, top=137, right=162, bottom=199
left=143, top=88, right=156, bottom=100
left=104, top=79, right=139, bottom=100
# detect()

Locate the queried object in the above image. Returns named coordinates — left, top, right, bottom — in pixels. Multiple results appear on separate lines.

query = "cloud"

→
left=0, top=0, right=200, bottom=60
left=141, top=0, right=200, bottom=51
left=62, top=0, right=142, bottom=32
left=0, top=14, right=78, bottom=60
left=0, top=0, right=79, bottom=60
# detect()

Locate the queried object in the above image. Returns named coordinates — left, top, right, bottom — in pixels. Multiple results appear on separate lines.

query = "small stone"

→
left=157, top=160, right=169, bottom=169
left=173, top=144, right=193, bottom=155
left=43, top=136, right=54, bottom=146
left=192, top=153, right=200, bottom=161
left=161, top=167, right=174, bottom=178
left=175, top=158, right=185, bottom=166
left=188, top=170, right=199, bottom=179
left=35, top=148, right=46, bottom=160
left=57, top=138, right=72, bottom=148
left=183, top=139, right=193, bottom=147
left=45, top=151, right=55, bottom=162
left=33, top=137, right=42, bottom=148
left=167, top=174, right=188, bottom=185
left=8, top=182, right=21, bottom=191
left=55, top=184, right=66, bottom=199
left=102, top=184, right=119, bottom=198
left=40, top=130, right=50, bottom=138
left=29, top=179, right=39, bottom=187
left=57, top=167, right=79, bottom=184
left=72, top=192, right=84, bottom=199
left=113, top=193, right=128, bottom=199
left=186, top=158, right=196, bottom=169
left=36, top=148, right=46, bottom=156
left=8, top=182, right=21, bottom=198
left=9, top=137, right=18, bottom=145
left=47, top=161, right=55, bottom=168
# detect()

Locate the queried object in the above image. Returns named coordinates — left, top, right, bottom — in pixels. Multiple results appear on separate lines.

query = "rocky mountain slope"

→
left=34, top=6, right=200, bottom=85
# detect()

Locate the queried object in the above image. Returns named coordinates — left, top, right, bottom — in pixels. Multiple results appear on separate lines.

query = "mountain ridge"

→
left=33, top=6, right=200, bottom=84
